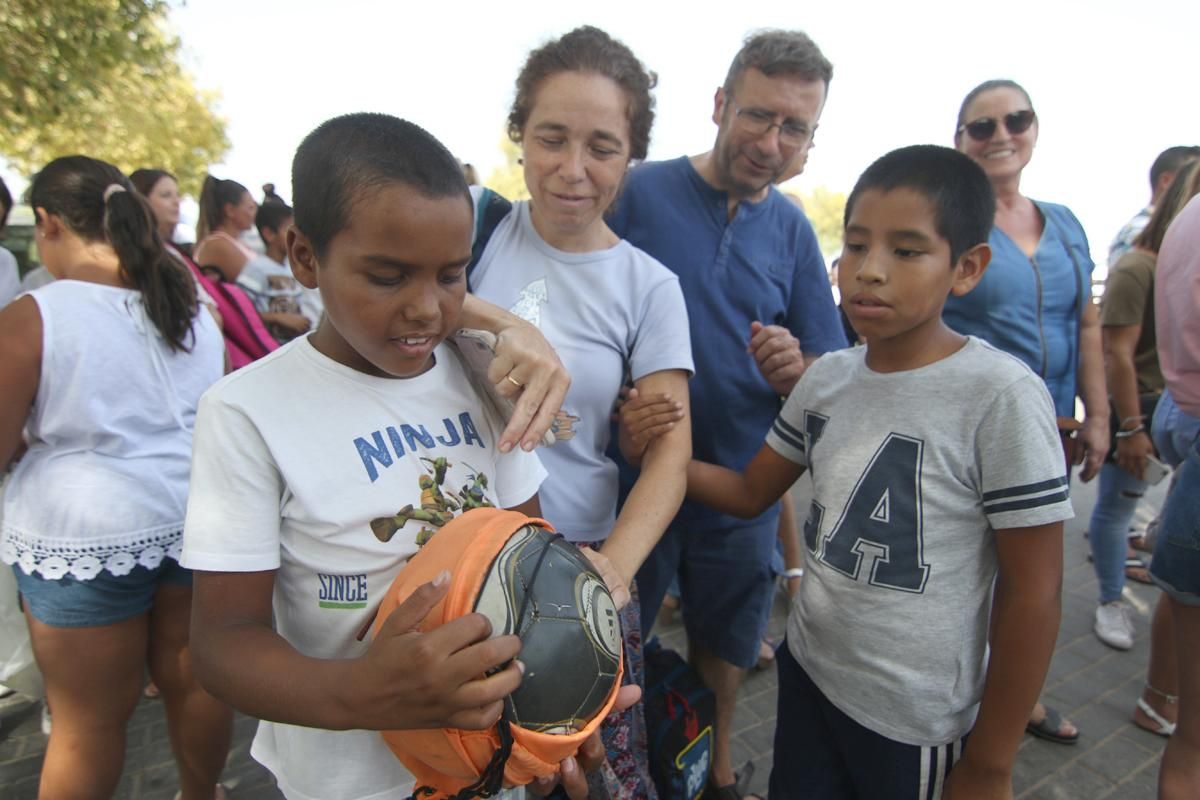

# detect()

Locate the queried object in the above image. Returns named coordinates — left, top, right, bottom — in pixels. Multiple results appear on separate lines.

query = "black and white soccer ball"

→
left=474, top=525, right=622, bottom=734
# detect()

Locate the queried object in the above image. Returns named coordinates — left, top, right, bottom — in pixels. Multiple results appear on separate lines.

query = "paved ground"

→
left=0, top=474, right=1173, bottom=799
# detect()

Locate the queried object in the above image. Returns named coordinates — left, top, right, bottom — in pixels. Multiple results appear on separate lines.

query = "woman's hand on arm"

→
left=0, top=297, right=42, bottom=472
left=1102, top=323, right=1153, bottom=480
left=190, top=569, right=523, bottom=732
left=459, top=294, right=570, bottom=453
left=1076, top=301, right=1109, bottom=481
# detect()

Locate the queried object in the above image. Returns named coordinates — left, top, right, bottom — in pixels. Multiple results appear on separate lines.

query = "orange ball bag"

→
left=371, top=508, right=624, bottom=799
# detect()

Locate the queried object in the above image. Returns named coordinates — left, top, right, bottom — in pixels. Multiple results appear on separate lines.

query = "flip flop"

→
left=1026, top=705, right=1079, bottom=744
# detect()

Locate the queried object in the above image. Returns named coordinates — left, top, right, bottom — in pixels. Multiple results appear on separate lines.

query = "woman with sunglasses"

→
left=944, top=79, right=1108, bottom=746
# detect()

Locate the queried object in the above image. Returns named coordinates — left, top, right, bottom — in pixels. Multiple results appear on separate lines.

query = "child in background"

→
left=629, top=145, right=1072, bottom=799
left=255, top=197, right=324, bottom=330
left=182, top=113, right=613, bottom=800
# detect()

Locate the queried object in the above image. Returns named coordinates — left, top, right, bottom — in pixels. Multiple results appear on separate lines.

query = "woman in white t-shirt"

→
left=193, top=174, right=309, bottom=342
left=469, top=26, right=693, bottom=797
left=0, top=156, right=231, bottom=799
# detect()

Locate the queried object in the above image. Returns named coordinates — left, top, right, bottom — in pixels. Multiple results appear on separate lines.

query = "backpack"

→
left=644, top=640, right=715, bottom=800
left=170, top=245, right=279, bottom=369
left=466, top=187, right=513, bottom=286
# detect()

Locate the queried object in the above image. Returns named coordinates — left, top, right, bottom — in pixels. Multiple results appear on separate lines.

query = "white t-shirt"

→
left=0, top=246, right=19, bottom=307
left=181, top=337, right=545, bottom=800
left=766, top=338, right=1074, bottom=746
left=470, top=198, right=693, bottom=541
left=2, top=280, right=224, bottom=579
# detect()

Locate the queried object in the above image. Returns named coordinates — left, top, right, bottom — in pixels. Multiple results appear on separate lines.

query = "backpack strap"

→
left=468, top=188, right=513, bottom=286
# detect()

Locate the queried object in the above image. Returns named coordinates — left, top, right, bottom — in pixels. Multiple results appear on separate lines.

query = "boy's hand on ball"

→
left=357, top=571, right=523, bottom=731
left=581, top=548, right=630, bottom=610
left=529, top=685, right=642, bottom=798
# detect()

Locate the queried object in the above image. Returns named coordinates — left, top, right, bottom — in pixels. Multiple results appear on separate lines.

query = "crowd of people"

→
left=1, top=23, right=1198, bottom=800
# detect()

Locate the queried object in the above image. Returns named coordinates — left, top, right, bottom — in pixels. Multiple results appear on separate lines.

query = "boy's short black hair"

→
left=292, top=113, right=471, bottom=257
left=844, top=145, right=995, bottom=264
left=255, top=199, right=293, bottom=238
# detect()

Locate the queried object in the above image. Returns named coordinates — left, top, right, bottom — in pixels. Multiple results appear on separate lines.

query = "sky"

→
left=8, top=0, right=1198, bottom=273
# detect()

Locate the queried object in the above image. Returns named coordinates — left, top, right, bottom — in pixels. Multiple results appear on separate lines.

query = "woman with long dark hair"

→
left=0, top=156, right=232, bottom=798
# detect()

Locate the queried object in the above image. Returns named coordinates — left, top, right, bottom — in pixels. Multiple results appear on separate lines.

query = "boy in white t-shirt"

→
left=628, top=146, right=1073, bottom=799
left=182, top=114, right=605, bottom=800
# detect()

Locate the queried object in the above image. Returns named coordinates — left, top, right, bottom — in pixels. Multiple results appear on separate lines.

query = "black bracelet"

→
left=1115, top=426, right=1146, bottom=439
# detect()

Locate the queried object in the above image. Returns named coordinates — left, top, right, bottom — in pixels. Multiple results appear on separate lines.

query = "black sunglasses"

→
left=957, top=110, right=1037, bottom=142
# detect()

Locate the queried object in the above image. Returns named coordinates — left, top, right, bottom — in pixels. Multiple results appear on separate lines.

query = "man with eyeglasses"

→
left=608, top=29, right=845, bottom=800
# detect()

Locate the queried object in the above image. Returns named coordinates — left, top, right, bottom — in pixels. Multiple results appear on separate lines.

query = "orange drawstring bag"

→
left=372, top=508, right=623, bottom=799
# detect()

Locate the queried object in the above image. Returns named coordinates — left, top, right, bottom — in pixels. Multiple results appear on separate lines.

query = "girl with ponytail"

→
left=0, top=155, right=232, bottom=799
left=194, top=174, right=313, bottom=342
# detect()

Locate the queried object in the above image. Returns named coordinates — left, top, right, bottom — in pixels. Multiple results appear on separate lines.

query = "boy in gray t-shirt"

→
left=628, top=146, right=1073, bottom=799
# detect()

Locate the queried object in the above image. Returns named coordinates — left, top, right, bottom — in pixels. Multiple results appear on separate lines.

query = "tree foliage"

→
left=484, top=136, right=530, bottom=201
left=796, top=186, right=847, bottom=257
left=0, top=0, right=228, bottom=194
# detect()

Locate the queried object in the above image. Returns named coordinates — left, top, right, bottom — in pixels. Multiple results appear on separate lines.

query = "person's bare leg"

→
left=690, top=640, right=746, bottom=788
left=25, top=608, right=146, bottom=799
left=1134, top=594, right=1178, bottom=732
left=1159, top=599, right=1200, bottom=798
left=148, top=583, right=233, bottom=800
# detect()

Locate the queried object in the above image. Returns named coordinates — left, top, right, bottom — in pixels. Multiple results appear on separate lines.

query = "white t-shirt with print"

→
left=766, top=338, right=1074, bottom=746
left=470, top=198, right=693, bottom=542
left=181, top=337, right=546, bottom=800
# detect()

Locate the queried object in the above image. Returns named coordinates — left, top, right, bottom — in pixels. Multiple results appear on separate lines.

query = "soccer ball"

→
left=474, top=525, right=622, bottom=734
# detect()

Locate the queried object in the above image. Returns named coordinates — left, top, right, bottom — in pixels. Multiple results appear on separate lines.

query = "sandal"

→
left=705, top=761, right=763, bottom=800
left=1133, top=685, right=1177, bottom=737
left=1025, top=705, right=1079, bottom=744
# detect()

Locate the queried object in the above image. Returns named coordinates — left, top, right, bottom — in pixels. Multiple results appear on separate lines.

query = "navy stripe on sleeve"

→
left=985, top=489, right=1071, bottom=514
left=982, top=476, right=1068, bottom=503
left=771, top=419, right=806, bottom=453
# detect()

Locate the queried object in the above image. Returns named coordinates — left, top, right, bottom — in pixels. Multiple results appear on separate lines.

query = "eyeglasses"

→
left=731, top=102, right=812, bottom=147
left=957, top=110, right=1036, bottom=142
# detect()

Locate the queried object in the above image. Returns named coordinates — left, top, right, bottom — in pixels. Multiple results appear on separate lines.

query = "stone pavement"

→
left=0, top=474, right=1173, bottom=799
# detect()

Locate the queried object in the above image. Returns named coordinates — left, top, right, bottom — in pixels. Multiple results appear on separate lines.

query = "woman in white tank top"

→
left=0, top=157, right=232, bottom=799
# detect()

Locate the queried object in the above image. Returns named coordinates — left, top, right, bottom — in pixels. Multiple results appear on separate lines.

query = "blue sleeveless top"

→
left=943, top=201, right=1094, bottom=417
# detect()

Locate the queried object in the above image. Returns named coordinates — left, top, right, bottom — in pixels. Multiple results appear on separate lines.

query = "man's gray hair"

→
left=722, top=29, right=833, bottom=95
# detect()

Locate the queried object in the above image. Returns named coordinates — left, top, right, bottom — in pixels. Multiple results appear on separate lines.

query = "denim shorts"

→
left=13, top=558, right=193, bottom=628
left=1149, top=445, right=1200, bottom=607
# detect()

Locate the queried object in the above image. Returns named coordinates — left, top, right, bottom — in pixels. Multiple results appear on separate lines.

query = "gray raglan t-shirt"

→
left=766, top=337, right=1074, bottom=746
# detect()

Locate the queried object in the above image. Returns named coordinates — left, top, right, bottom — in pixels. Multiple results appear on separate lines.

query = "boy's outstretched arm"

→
left=191, top=569, right=524, bottom=732
left=944, top=522, right=1063, bottom=800
left=686, top=444, right=805, bottom=521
